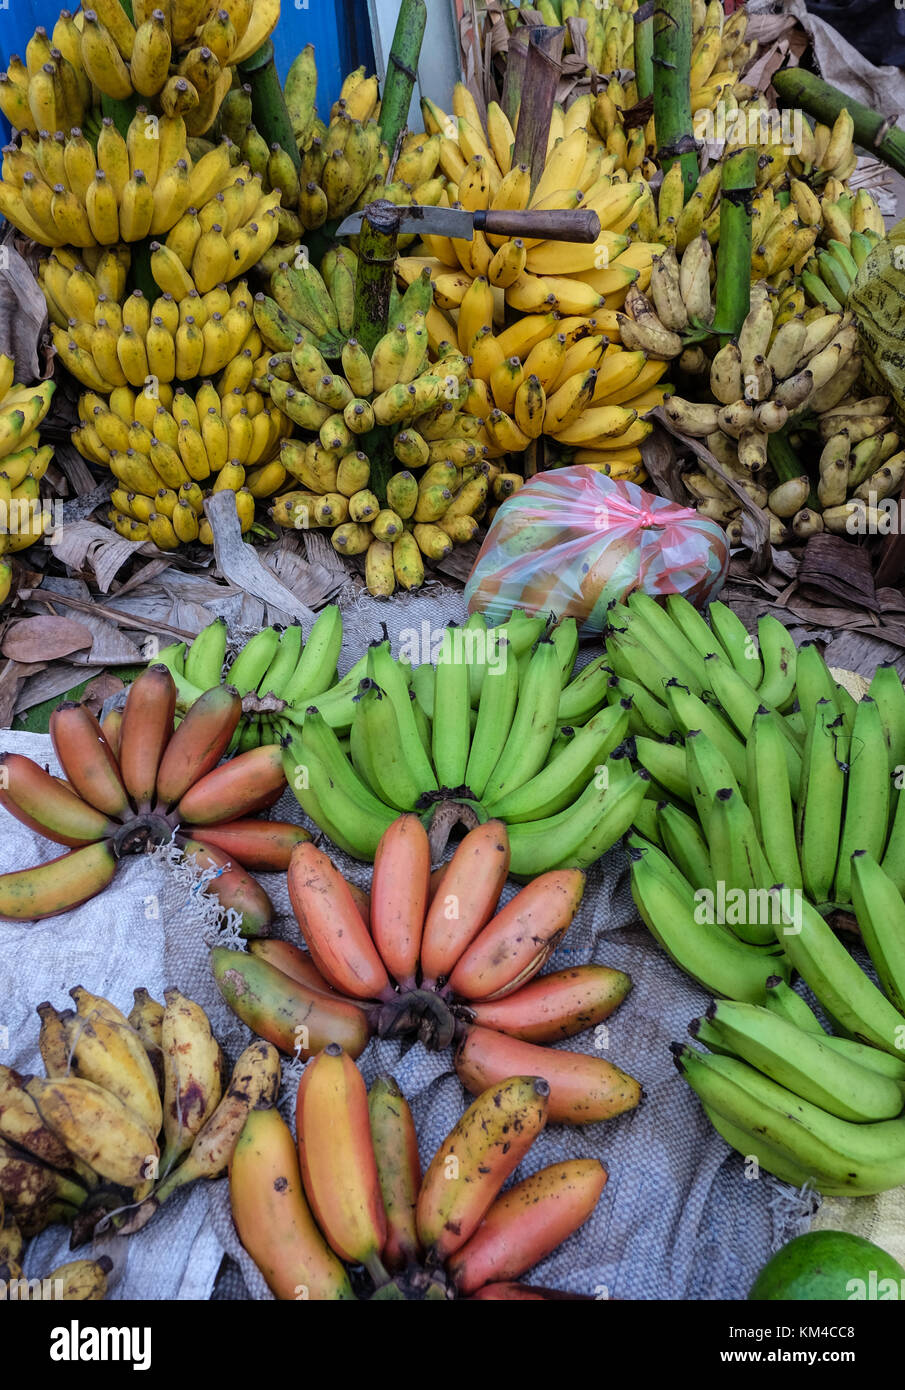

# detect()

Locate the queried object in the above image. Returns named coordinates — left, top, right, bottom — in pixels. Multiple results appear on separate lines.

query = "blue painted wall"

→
left=0, top=0, right=376, bottom=143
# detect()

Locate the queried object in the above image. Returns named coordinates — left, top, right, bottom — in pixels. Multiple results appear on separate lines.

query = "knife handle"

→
left=475, top=209, right=602, bottom=243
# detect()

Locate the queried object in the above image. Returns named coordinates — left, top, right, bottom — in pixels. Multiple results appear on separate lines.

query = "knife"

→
left=336, top=203, right=602, bottom=244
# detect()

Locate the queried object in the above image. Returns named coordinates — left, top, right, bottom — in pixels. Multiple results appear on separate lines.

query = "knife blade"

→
left=336, top=203, right=602, bottom=244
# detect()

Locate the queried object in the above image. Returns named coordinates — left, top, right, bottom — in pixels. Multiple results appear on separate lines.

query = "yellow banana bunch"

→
left=0, top=0, right=278, bottom=134
left=2, top=986, right=230, bottom=1245
left=0, top=110, right=247, bottom=251
left=789, top=108, right=859, bottom=187
left=44, top=165, right=280, bottom=396
left=0, top=358, right=56, bottom=593
left=71, top=363, right=291, bottom=549
left=264, top=281, right=487, bottom=594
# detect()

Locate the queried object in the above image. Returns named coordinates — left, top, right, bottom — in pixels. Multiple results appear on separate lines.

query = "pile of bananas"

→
left=804, top=229, right=882, bottom=313
left=153, top=604, right=344, bottom=748
left=1, top=980, right=279, bottom=1249
left=618, top=595, right=905, bottom=1195
left=278, top=611, right=648, bottom=871
left=0, top=360, right=56, bottom=601
left=417, top=89, right=659, bottom=306
left=231, top=1048, right=608, bottom=1299
left=587, top=591, right=905, bottom=903
left=0, top=101, right=269, bottom=257
left=0, top=0, right=278, bottom=139
left=257, top=282, right=493, bottom=593
left=216, top=818, right=641, bottom=1121
left=0, top=1184, right=111, bottom=1300
left=663, top=285, right=892, bottom=541
left=71, top=369, right=291, bottom=547
left=493, top=0, right=755, bottom=117
left=0, top=664, right=311, bottom=929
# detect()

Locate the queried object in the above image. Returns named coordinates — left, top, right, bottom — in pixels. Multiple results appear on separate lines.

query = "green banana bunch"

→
left=674, top=1041, right=905, bottom=1196
left=256, top=267, right=492, bottom=596
left=151, top=605, right=346, bottom=749
left=278, top=613, right=645, bottom=870
left=802, top=232, right=881, bottom=312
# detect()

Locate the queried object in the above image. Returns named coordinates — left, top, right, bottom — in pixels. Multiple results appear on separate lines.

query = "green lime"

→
left=749, top=1230, right=905, bottom=1300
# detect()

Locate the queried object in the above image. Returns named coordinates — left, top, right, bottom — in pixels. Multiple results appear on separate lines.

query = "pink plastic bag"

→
left=465, top=467, right=729, bottom=632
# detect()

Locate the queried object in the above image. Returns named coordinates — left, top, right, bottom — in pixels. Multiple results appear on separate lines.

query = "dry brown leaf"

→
left=2, top=615, right=93, bottom=663
left=81, top=673, right=125, bottom=715
left=204, top=490, right=317, bottom=623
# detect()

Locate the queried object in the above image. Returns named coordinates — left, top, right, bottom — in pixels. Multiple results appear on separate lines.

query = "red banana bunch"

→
left=229, top=1046, right=607, bottom=1300
left=214, top=816, right=641, bottom=1123
left=0, top=666, right=307, bottom=932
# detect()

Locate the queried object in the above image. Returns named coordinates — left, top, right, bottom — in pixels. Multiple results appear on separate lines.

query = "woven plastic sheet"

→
left=2, top=587, right=811, bottom=1300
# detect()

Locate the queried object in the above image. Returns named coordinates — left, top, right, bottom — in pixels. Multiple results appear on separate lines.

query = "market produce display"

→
left=282, top=614, right=647, bottom=868
left=214, top=817, right=642, bottom=1122
left=0, top=982, right=243, bottom=1249
left=0, top=663, right=307, bottom=928
left=564, top=590, right=905, bottom=1193
left=231, top=1049, right=607, bottom=1299
left=0, top=0, right=904, bottom=1310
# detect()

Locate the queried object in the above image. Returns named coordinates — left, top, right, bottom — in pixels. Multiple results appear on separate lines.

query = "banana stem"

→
left=365, top=1251, right=392, bottom=1289
left=512, top=26, right=565, bottom=196
left=351, top=202, right=400, bottom=357
left=652, top=0, right=698, bottom=199
left=239, top=39, right=301, bottom=173
left=768, top=428, right=819, bottom=510
left=773, top=67, right=905, bottom=180
left=634, top=2, right=655, bottom=103
left=712, top=146, right=757, bottom=339
left=380, top=0, right=428, bottom=175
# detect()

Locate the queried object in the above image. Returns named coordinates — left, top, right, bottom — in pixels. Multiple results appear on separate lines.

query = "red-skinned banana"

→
left=447, top=1158, right=607, bottom=1295
left=179, top=837, right=273, bottom=936
left=288, top=841, right=393, bottom=1001
left=0, top=842, right=116, bottom=920
left=420, top=820, right=511, bottom=988
left=229, top=1103, right=356, bottom=1301
left=448, top=869, right=586, bottom=1001
left=175, top=743, right=286, bottom=824
left=159, top=988, right=223, bottom=1176
left=248, top=938, right=357, bottom=1001
left=155, top=684, right=242, bottom=808
left=463, top=964, right=632, bottom=1043
left=455, top=1025, right=642, bottom=1124
left=416, top=1074, right=549, bottom=1263
left=211, top=946, right=372, bottom=1059
left=49, top=703, right=130, bottom=819
left=0, top=753, right=117, bottom=846
left=191, top=819, right=311, bottom=871
left=370, top=814, right=430, bottom=991
left=118, top=665, right=177, bottom=813
left=100, top=708, right=123, bottom=760
left=296, top=1044, right=388, bottom=1279
left=368, top=1074, right=422, bottom=1273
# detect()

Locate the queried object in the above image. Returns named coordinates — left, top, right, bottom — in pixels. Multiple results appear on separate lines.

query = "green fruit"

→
left=749, top=1231, right=905, bottom=1301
